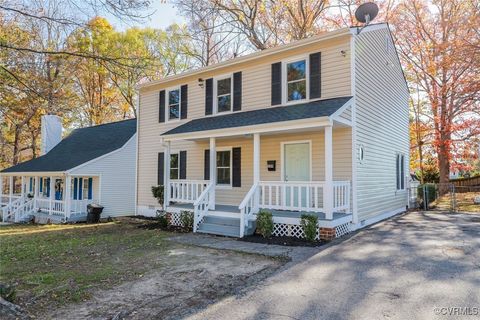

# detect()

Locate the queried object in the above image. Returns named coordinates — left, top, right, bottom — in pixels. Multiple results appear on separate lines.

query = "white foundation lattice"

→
left=272, top=223, right=320, bottom=240
left=335, top=223, right=352, bottom=237
left=169, top=212, right=182, bottom=226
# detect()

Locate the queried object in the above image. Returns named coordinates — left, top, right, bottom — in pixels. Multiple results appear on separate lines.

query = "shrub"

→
left=300, top=214, right=318, bottom=242
left=0, top=284, right=16, bottom=303
left=155, top=211, right=169, bottom=229
left=151, top=185, right=164, bottom=206
left=256, top=210, right=274, bottom=238
left=180, top=211, right=194, bottom=231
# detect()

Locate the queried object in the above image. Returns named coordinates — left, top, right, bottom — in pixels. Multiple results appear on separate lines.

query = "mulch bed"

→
left=239, top=234, right=325, bottom=247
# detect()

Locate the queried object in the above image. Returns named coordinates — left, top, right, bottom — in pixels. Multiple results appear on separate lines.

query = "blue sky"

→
left=108, top=1, right=184, bottom=31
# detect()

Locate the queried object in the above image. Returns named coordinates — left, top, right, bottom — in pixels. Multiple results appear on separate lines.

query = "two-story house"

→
left=136, top=23, right=409, bottom=240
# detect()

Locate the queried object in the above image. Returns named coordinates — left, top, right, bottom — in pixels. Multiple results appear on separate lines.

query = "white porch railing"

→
left=238, top=183, right=259, bottom=237
left=333, top=181, right=351, bottom=212
left=258, top=181, right=326, bottom=212
left=257, top=180, right=351, bottom=213
left=70, top=199, right=96, bottom=214
left=169, top=180, right=209, bottom=203
left=193, top=183, right=214, bottom=232
left=34, top=198, right=65, bottom=216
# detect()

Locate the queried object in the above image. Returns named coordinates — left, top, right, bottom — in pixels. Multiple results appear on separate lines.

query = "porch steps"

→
left=197, top=215, right=256, bottom=238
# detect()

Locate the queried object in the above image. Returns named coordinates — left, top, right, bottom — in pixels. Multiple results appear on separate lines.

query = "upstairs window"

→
left=170, top=153, right=179, bottom=179
left=396, top=153, right=405, bottom=190
left=286, top=59, right=307, bottom=102
left=216, top=77, right=232, bottom=113
left=168, top=88, right=180, bottom=120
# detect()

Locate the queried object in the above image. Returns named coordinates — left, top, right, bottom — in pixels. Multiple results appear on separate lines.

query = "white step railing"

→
left=258, top=181, right=326, bottom=212
left=193, top=183, right=214, bottom=232
left=1, top=196, right=25, bottom=222
left=238, top=183, right=259, bottom=238
left=169, top=180, right=209, bottom=203
left=14, top=198, right=35, bottom=222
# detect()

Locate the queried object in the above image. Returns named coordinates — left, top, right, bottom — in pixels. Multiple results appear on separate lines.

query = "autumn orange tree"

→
left=391, top=0, right=480, bottom=185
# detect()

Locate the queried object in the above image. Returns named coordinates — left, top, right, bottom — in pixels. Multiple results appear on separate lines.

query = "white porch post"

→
left=0, top=175, right=3, bottom=203
left=34, top=176, right=39, bottom=209
left=64, top=175, right=71, bottom=220
left=49, top=176, right=54, bottom=215
left=21, top=176, right=25, bottom=199
left=8, top=176, right=13, bottom=206
left=253, top=133, right=260, bottom=212
left=324, top=125, right=334, bottom=219
left=209, top=137, right=216, bottom=210
left=163, top=141, right=171, bottom=210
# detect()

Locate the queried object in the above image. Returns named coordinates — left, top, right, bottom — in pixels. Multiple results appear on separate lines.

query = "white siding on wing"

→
left=70, top=134, right=137, bottom=217
left=354, top=26, right=410, bottom=221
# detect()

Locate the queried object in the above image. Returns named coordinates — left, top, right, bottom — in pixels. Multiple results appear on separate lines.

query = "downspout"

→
left=350, top=31, right=359, bottom=226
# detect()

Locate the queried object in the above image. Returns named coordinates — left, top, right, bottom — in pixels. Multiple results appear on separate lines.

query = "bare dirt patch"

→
left=47, top=246, right=282, bottom=320
left=1, top=218, right=283, bottom=319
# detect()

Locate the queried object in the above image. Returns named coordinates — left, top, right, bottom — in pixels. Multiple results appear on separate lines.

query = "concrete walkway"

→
left=184, top=211, right=480, bottom=320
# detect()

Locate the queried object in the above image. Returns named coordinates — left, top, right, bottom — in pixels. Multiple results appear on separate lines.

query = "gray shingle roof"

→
left=162, top=97, right=352, bottom=136
left=2, top=119, right=136, bottom=173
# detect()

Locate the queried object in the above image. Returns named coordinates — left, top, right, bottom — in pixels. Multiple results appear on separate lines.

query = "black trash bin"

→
left=86, top=204, right=104, bottom=223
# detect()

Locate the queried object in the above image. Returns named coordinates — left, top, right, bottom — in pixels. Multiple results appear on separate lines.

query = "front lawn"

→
left=0, top=220, right=170, bottom=312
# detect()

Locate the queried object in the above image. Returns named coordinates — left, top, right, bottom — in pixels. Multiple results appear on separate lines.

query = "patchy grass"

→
left=433, top=191, right=480, bottom=213
left=0, top=220, right=171, bottom=312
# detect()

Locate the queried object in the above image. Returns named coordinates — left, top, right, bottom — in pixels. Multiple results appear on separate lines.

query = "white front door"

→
left=283, top=142, right=310, bottom=208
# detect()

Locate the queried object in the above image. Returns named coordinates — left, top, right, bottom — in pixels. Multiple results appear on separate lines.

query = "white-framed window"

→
left=167, top=88, right=180, bottom=121
left=396, top=153, right=405, bottom=190
left=215, top=75, right=232, bottom=113
left=170, top=153, right=179, bottom=179
left=216, top=149, right=232, bottom=186
left=284, top=57, right=308, bottom=103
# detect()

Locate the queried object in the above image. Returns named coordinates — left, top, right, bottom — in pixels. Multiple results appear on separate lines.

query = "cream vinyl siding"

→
left=137, top=34, right=353, bottom=207
left=137, top=127, right=352, bottom=207
left=70, top=134, right=137, bottom=217
left=354, top=26, right=410, bottom=221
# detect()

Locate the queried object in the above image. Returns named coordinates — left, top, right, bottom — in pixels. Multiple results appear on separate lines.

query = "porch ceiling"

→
left=161, top=97, right=352, bottom=141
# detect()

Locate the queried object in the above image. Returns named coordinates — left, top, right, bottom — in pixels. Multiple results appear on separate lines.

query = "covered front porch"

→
left=162, top=121, right=353, bottom=238
left=0, top=173, right=100, bottom=223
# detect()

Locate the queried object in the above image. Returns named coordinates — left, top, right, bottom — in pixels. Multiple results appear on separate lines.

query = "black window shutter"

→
left=205, top=78, right=213, bottom=115
left=204, top=149, right=210, bottom=180
left=233, top=72, right=242, bottom=111
left=309, top=52, right=321, bottom=99
left=396, top=155, right=400, bottom=190
left=158, top=152, right=164, bottom=185
left=159, top=90, right=166, bottom=123
left=271, top=62, right=282, bottom=105
left=179, top=150, right=187, bottom=179
left=232, top=147, right=241, bottom=187
left=400, top=155, right=405, bottom=189
left=180, top=85, right=188, bottom=119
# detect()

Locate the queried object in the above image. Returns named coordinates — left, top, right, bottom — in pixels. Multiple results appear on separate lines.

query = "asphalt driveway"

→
left=188, top=211, right=480, bottom=320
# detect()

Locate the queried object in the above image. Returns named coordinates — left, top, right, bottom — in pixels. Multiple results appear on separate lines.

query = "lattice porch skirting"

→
left=272, top=222, right=352, bottom=240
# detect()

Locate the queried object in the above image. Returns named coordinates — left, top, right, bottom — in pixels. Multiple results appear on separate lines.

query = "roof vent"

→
left=41, top=115, right=63, bottom=155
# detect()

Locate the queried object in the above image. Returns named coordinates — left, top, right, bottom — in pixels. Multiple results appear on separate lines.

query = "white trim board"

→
left=162, top=117, right=333, bottom=141
left=352, top=207, right=406, bottom=231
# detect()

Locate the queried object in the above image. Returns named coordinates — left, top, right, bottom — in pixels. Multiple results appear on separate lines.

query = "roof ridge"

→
left=74, top=118, right=136, bottom=131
